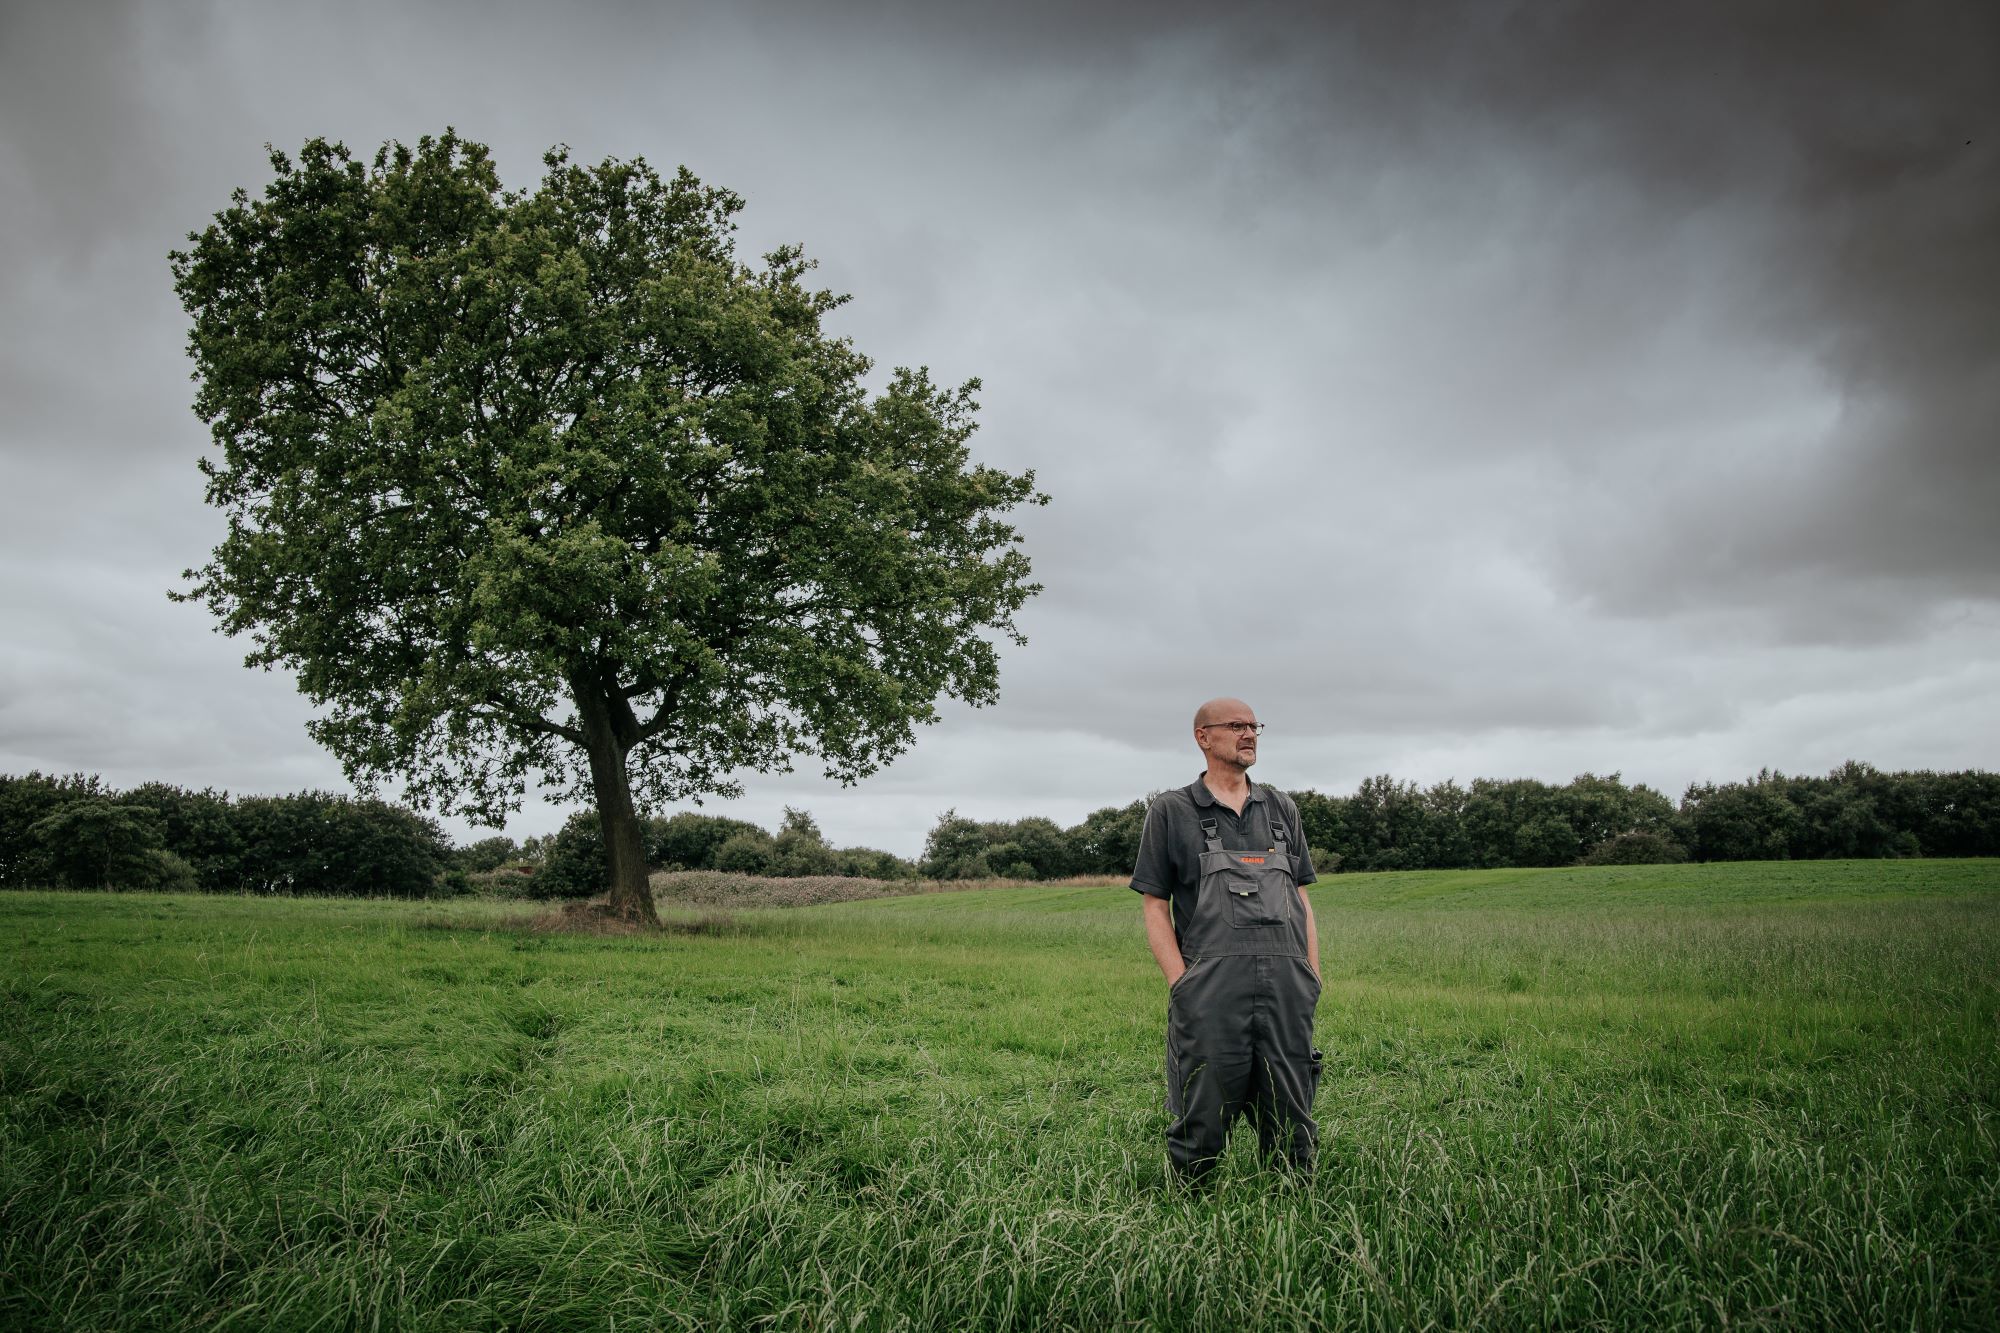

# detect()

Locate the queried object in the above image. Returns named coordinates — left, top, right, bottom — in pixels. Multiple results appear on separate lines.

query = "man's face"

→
left=1197, top=709, right=1261, bottom=769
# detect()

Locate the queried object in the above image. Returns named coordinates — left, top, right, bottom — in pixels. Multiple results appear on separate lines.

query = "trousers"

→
left=1165, top=951, right=1322, bottom=1180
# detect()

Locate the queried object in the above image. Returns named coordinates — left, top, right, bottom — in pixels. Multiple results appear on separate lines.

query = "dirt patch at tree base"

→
left=526, top=898, right=742, bottom=936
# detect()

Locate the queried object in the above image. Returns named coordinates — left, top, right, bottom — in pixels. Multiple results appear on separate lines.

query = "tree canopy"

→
left=171, top=132, right=1043, bottom=924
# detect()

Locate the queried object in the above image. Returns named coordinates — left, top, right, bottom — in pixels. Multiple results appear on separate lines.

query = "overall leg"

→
left=1165, top=959, right=1255, bottom=1183
left=1248, top=955, right=1322, bottom=1173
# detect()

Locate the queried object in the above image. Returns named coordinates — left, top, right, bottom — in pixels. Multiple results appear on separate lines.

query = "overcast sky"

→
left=2, top=0, right=1995, bottom=858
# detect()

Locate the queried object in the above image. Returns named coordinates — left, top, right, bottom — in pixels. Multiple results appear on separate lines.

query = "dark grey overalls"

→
left=1166, top=812, right=1322, bottom=1180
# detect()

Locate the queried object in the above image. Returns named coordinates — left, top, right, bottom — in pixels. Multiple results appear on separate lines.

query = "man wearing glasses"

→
left=1131, top=697, right=1322, bottom=1185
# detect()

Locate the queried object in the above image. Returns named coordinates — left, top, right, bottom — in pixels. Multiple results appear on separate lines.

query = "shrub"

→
left=1004, top=817, right=1073, bottom=879
left=771, top=808, right=835, bottom=877
left=831, top=847, right=919, bottom=880
left=1580, top=831, right=1690, bottom=866
left=26, top=800, right=169, bottom=890
left=921, top=810, right=989, bottom=879
left=122, top=783, right=242, bottom=888
left=646, top=811, right=766, bottom=870
left=145, top=850, right=202, bottom=893
left=939, top=851, right=994, bottom=881
left=229, top=793, right=452, bottom=897
left=536, top=812, right=610, bottom=899
left=468, top=864, right=543, bottom=898
left=1068, top=799, right=1148, bottom=876
left=455, top=835, right=520, bottom=873
left=0, top=773, right=107, bottom=886
left=1514, top=814, right=1580, bottom=868
left=713, top=831, right=776, bottom=876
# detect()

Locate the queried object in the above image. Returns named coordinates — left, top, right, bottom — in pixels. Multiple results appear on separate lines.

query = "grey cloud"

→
left=1403, top=2, right=2000, bottom=622
left=922, top=0, right=2000, bottom=641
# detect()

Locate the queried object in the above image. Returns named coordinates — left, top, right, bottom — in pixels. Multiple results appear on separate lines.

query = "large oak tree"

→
left=171, top=132, right=1042, bottom=925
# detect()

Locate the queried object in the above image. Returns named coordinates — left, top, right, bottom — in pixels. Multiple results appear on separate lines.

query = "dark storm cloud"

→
left=848, top=0, right=2000, bottom=634
left=1330, top=0, right=2000, bottom=625
left=0, top=2, right=162, bottom=264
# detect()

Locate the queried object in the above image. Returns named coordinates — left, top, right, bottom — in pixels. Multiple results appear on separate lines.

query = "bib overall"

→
left=1165, top=812, right=1322, bottom=1180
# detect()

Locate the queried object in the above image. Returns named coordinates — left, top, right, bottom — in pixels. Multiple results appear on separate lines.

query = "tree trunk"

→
left=572, top=676, right=660, bottom=928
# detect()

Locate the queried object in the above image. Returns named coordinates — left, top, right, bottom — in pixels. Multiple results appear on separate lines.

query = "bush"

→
left=455, top=835, right=520, bottom=873
left=1580, top=831, right=1689, bottom=866
left=713, top=831, right=776, bottom=876
left=536, top=812, right=609, bottom=899
left=1513, top=814, right=1580, bottom=868
left=26, top=800, right=169, bottom=890
left=468, top=864, right=543, bottom=898
left=229, top=793, right=452, bottom=897
left=938, top=851, right=994, bottom=881
left=830, top=847, right=919, bottom=880
left=771, top=807, right=835, bottom=877
left=646, top=811, right=766, bottom=870
left=145, top=850, right=202, bottom=893
left=122, top=783, right=242, bottom=888
left=1004, top=817, right=1073, bottom=880
left=0, top=773, right=107, bottom=886
left=921, top=810, right=989, bottom=879
left=1069, top=800, right=1147, bottom=876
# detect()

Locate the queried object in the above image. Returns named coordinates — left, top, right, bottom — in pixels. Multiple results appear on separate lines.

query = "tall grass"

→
left=3, top=860, right=1996, bottom=1329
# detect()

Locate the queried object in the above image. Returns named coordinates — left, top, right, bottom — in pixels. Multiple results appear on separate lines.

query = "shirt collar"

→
left=1189, top=774, right=1264, bottom=807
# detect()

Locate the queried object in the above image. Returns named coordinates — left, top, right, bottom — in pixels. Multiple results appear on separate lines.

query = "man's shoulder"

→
left=1261, top=785, right=1308, bottom=839
left=1259, top=784, right=1301, bottom=816
left=1146, top=783, right=1203, bottom=823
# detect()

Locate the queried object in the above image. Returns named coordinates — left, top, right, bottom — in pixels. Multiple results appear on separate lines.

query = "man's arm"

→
left=1141, top=894, right=1186, bottom=986
left=1278, top=793, right=1320, bottom=978
left=1297, top=885, right=1319, bottom=979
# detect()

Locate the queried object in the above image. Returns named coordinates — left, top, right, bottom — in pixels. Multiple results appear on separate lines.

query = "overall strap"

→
left=1199, top=817, right=1222, bottom=853
left=1267, top=795, right=1289, bottom=847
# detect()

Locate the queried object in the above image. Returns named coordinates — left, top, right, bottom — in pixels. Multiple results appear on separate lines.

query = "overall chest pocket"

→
left=1213, top=852, right=1292, bottom=928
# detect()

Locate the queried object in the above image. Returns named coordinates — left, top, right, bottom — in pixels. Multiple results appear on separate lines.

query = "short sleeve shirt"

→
left=1130, top=776, right=1317, bottom=943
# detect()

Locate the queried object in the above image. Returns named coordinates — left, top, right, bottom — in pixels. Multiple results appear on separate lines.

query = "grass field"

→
left=3, top=860, right=1997, bottom=1330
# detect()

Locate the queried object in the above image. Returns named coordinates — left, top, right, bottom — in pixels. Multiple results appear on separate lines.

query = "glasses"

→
left=1201, top=721, right=1266, bottom=735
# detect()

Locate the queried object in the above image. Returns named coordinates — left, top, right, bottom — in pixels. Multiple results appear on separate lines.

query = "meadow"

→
left=3, top=860, right=1996, bottom=1330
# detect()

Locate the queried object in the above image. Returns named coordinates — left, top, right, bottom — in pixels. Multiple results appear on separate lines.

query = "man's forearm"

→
left=1299, top=886, right=1319, bottom=977
left=1141, top=895, right=1185, bottom=985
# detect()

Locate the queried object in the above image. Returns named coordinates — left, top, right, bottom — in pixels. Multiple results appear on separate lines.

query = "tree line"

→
left=920, top=762, right=2000, bottom=879
left=1289, top=762, right=1998, bottom=872
left=0, top=773, right=454, bottom=897
left=3, top=762, right=1993, bottom=898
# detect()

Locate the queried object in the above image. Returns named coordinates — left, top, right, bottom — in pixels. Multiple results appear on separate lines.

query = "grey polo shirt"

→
left=1130, top=776, right=1317, bottom=942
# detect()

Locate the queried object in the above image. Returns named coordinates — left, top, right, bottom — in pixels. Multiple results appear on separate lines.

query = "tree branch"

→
left=475, top=694, right=582, bottom=745
left=606, top=678, right=643, bottom=751
left=636, top=671, right=689, bottom=743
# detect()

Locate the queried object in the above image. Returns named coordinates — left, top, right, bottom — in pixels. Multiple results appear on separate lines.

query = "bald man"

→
left=1131, top=697, right=1321, bottom=1184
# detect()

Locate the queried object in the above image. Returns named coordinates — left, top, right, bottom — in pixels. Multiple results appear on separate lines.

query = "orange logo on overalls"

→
left=1240, top=856, right=1266, bottom=864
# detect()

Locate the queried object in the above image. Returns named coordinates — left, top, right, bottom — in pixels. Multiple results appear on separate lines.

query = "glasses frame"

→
left=1200, top=721, right=1266, bottom=736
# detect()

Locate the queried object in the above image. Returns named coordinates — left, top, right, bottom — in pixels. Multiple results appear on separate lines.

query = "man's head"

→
left=1193, top=696, right=1261, bottom=772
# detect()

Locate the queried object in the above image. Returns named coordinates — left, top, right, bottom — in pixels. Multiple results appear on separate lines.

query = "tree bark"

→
left=572, top=674, right=661, bottom=927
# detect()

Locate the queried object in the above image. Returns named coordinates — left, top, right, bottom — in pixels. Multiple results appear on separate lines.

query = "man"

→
left=1130, top=697, right=1321, bottom=1183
